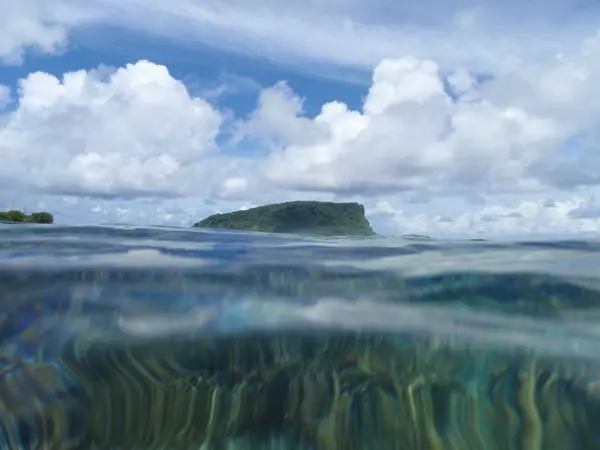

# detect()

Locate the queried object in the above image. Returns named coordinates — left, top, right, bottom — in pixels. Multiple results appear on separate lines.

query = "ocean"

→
left=1, top=224, right=600, bottom=449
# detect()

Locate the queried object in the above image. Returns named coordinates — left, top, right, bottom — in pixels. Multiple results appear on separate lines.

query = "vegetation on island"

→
left=193, top=200, right=375, bottom=236
left=0, top=210, right=54, bottom=224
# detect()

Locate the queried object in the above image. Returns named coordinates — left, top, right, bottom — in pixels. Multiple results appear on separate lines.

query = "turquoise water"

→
left=1, top=225, right=600, bottom=449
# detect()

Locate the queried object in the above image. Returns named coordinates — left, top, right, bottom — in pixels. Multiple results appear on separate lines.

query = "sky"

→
left=2, top=0, right=600, bottom=237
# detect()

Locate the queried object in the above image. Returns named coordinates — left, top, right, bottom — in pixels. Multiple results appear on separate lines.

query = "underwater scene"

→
left=2, top=225, right=600, bottom=449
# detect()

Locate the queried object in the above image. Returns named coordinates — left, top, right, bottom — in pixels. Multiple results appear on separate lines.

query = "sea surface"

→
left=1, top=224, right=600, bottom=449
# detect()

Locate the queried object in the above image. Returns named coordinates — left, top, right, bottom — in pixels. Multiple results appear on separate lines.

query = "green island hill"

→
left=193, top=201, right=375, bottom=236
left=0, top=210, right=54, bottom=224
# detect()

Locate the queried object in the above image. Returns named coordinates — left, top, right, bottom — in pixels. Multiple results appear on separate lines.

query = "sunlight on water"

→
left=1, top=225, right=600, bottom=449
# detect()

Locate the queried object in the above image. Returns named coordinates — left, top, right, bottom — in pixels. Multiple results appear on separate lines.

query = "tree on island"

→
left=0, top=210, right=54, bottom=224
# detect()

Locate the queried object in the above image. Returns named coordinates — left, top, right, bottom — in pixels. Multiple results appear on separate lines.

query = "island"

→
left=0, top=210, right=54, bottom=224
left=193, top=201, right=375, bottom=236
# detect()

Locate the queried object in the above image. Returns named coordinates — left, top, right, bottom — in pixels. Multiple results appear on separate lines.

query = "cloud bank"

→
left=85, top=0, right=600, bottom=76
left=4, top=0, right=600, bottom=73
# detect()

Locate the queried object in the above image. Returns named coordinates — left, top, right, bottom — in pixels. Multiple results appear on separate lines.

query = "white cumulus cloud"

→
left=0, top=60, right=226, bottom=198
left=246, top=57, right=560, bottom=196
left=234, top=32, right=600, bottom=203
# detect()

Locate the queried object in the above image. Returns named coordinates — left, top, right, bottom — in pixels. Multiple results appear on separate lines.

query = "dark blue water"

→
left=1, top=224, right=600, bottom=449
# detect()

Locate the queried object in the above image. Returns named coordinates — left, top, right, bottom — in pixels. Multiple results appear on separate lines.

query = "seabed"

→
left=1, top=332, right=600, bottom=450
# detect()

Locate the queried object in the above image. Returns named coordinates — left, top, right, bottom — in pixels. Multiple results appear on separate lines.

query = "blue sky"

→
left=3, top=0, right=600, bottom=237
